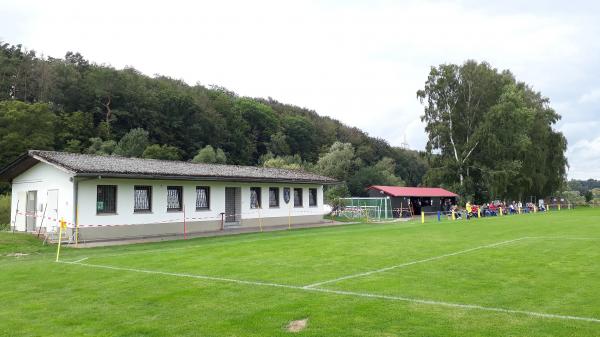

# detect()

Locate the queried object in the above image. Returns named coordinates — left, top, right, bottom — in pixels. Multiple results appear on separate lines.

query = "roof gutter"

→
left=73, top=172, right=338, bottom=185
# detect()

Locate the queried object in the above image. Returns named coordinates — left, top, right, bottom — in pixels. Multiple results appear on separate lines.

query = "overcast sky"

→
left=2, top=0, right=599, bottom=179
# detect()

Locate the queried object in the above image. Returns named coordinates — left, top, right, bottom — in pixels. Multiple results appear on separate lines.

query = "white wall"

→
left=10, top=162, right=74, bottom=232
left=77, top=178, right=325, bottom=227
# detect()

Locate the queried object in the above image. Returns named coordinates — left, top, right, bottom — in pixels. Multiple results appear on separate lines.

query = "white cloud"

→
left=1, top=0, right=599, bottom=178
left=578, top=88, right=600, bottom=104
left=567, top=136, right=600, bottom=179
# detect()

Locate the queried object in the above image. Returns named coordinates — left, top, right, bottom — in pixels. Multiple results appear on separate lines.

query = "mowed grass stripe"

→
left=303, top=237, right=530, bottom=288
left=3, top=208, right=600, bottom=336
left=58, top=259, right=600, bottom=324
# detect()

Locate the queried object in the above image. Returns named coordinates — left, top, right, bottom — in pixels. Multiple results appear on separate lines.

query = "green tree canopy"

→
left=262, top=154, right=303, bottom=170
left=86, top=137, right=116, bottom=155
left=192, top=145, right=227, bottom=164
left=315, top=142, right=358, bottom=182
left=142, top=144, right=182, bottom=160
left=113, top=128, right=149, bottom=158
left=0, top=101, right=55, bottom=167
left=418, top=60, right=567, bottom=201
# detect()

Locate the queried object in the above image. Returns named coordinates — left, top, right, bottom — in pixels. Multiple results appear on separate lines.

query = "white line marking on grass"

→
left=307, top=288, right=600, bottom=323
left=57, top=260, right=600, bottom=324
left=58, top=260, right=301, bottom=289
left=528, top=236, right=600, bottom=241
left=302, top=237, right=530, bottom=289
left=71, top=257, right=88, bottom=263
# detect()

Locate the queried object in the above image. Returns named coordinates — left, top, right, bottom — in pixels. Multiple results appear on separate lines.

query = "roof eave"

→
left=0, top=152, right=34, bottom=182
left=74, top=172, right=337, bottom=185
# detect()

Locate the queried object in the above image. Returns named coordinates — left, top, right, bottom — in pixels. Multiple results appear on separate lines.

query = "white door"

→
left=26, top=191, right=37, bottom=231
left=14, top=192, right=26, bottom=230
left=47, top=189, right=59, bottom=230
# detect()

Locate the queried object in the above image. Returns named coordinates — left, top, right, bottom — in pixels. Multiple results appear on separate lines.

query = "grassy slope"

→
left=1, top=209, right=599, bottom=336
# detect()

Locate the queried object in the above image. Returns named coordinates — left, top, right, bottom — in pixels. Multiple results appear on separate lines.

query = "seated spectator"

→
left=451, top=205, right=462, bottom=219
left=471, top=204, right=479, bottom=218
left=488, top=203, right=498, bottom=216
left=509, top=203, right=517, bottom=214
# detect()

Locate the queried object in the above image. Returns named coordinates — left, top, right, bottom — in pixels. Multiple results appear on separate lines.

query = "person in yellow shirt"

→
left=466, top=201, right=472, bottom=220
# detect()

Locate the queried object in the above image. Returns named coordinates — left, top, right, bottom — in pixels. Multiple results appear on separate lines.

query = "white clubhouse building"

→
left=0, top=151, right=335, bottom=242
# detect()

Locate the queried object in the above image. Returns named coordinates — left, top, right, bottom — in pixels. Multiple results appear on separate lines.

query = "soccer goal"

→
left=336, top=197, right=393, bottom=221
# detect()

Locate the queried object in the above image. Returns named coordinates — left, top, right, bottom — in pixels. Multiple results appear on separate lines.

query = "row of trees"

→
left=0, top=42, right=428, bottom=196
left=0, top=42, right=570, bottom=203
left=418, top=61, right=568, bottom=202
left=565, top=179, right=600, bottom=204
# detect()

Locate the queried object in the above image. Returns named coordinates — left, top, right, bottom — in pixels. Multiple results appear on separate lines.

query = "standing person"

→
left=466, top=201, right=472, bottom=220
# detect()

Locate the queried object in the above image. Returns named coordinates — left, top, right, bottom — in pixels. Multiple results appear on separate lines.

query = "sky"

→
left=2, top=0, right=599, bottom=179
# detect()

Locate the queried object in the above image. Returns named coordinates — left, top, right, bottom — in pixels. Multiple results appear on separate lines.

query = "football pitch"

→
left=1, top=208, right=600, bottom=336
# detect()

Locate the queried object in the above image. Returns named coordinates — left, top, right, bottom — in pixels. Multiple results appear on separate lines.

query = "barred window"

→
left=250, top=187, right=261, bottom=209
left=167, top=186, right=183, bottom=211
left=134, top=186, right=152, bottom=212
left=269, top=187, right=279, bottom=208
left=97, top=185, right=117, bottom=214
left=309, top=188, right=317, bottom=207
left=196, top=186, right=210, bottom=210
left=294, top=188, right=303, bottom=208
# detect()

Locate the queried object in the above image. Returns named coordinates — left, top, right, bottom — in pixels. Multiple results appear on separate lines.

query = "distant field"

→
left=1, top=209, right=600, bottom=336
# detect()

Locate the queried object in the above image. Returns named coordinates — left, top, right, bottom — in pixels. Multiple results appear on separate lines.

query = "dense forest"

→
left=0, top=42, right=571, bottom=204
left=0, top=42, right=428, bottom=199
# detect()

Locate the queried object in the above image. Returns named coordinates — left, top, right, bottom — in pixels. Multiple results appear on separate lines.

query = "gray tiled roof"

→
left=28, top=150, right=336, bottom=184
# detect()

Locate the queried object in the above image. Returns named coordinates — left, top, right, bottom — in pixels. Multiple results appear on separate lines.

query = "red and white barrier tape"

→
left=15, top=209, right=326, bottom=229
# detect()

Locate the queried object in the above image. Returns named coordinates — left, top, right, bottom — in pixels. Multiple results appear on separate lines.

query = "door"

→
left=26, top=190, right=37, bottom=231
left=47, top=189, right=59, bottom=230
left=225, top=187, right=241, bottom=223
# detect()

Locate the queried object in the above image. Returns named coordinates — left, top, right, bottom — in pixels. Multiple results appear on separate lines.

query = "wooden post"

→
left=258, top=207, right=263, bottom=232
left=36, top=203, right=48, bottom=238
left=12, top=200, right=19, bottom=233
left=75, top=206, right=79, bottom=246
left=183, top=204, right=187, bottom=240
left=288, top=204, right=291, bottom=230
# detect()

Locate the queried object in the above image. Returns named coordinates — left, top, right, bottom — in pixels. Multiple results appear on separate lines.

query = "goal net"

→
left=335, top=197, right=393, bottom=221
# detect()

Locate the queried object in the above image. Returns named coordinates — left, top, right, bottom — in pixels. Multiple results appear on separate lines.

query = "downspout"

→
left=72, top=176, right=78, bottom=242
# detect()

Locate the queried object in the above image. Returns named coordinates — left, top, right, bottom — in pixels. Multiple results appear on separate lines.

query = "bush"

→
left=0, top=194, right=10, bottom=230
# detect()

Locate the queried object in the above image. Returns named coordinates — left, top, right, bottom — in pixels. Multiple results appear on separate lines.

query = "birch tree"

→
left=418, top=61, right=566, bottom=201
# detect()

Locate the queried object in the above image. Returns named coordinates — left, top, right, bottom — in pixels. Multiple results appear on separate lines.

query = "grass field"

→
left=1, top=208, right=600, bottom=336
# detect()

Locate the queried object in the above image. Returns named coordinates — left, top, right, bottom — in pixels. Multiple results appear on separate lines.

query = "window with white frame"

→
left=250, top=187, right=261, bottom=209
left=167, top=186, right=183, bottom=211
left=134, top=186, right=152, bottom=212
left=196, top=186, right=210, bottom=210
left=309, top=188, right=317, bottom=207
left=294, top=188, right=303, bottom=207
left=269, top=187, right=279, bottom=208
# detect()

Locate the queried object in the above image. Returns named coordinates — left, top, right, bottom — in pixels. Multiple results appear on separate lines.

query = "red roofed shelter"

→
left=366, top=185, right=458, bottom=217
